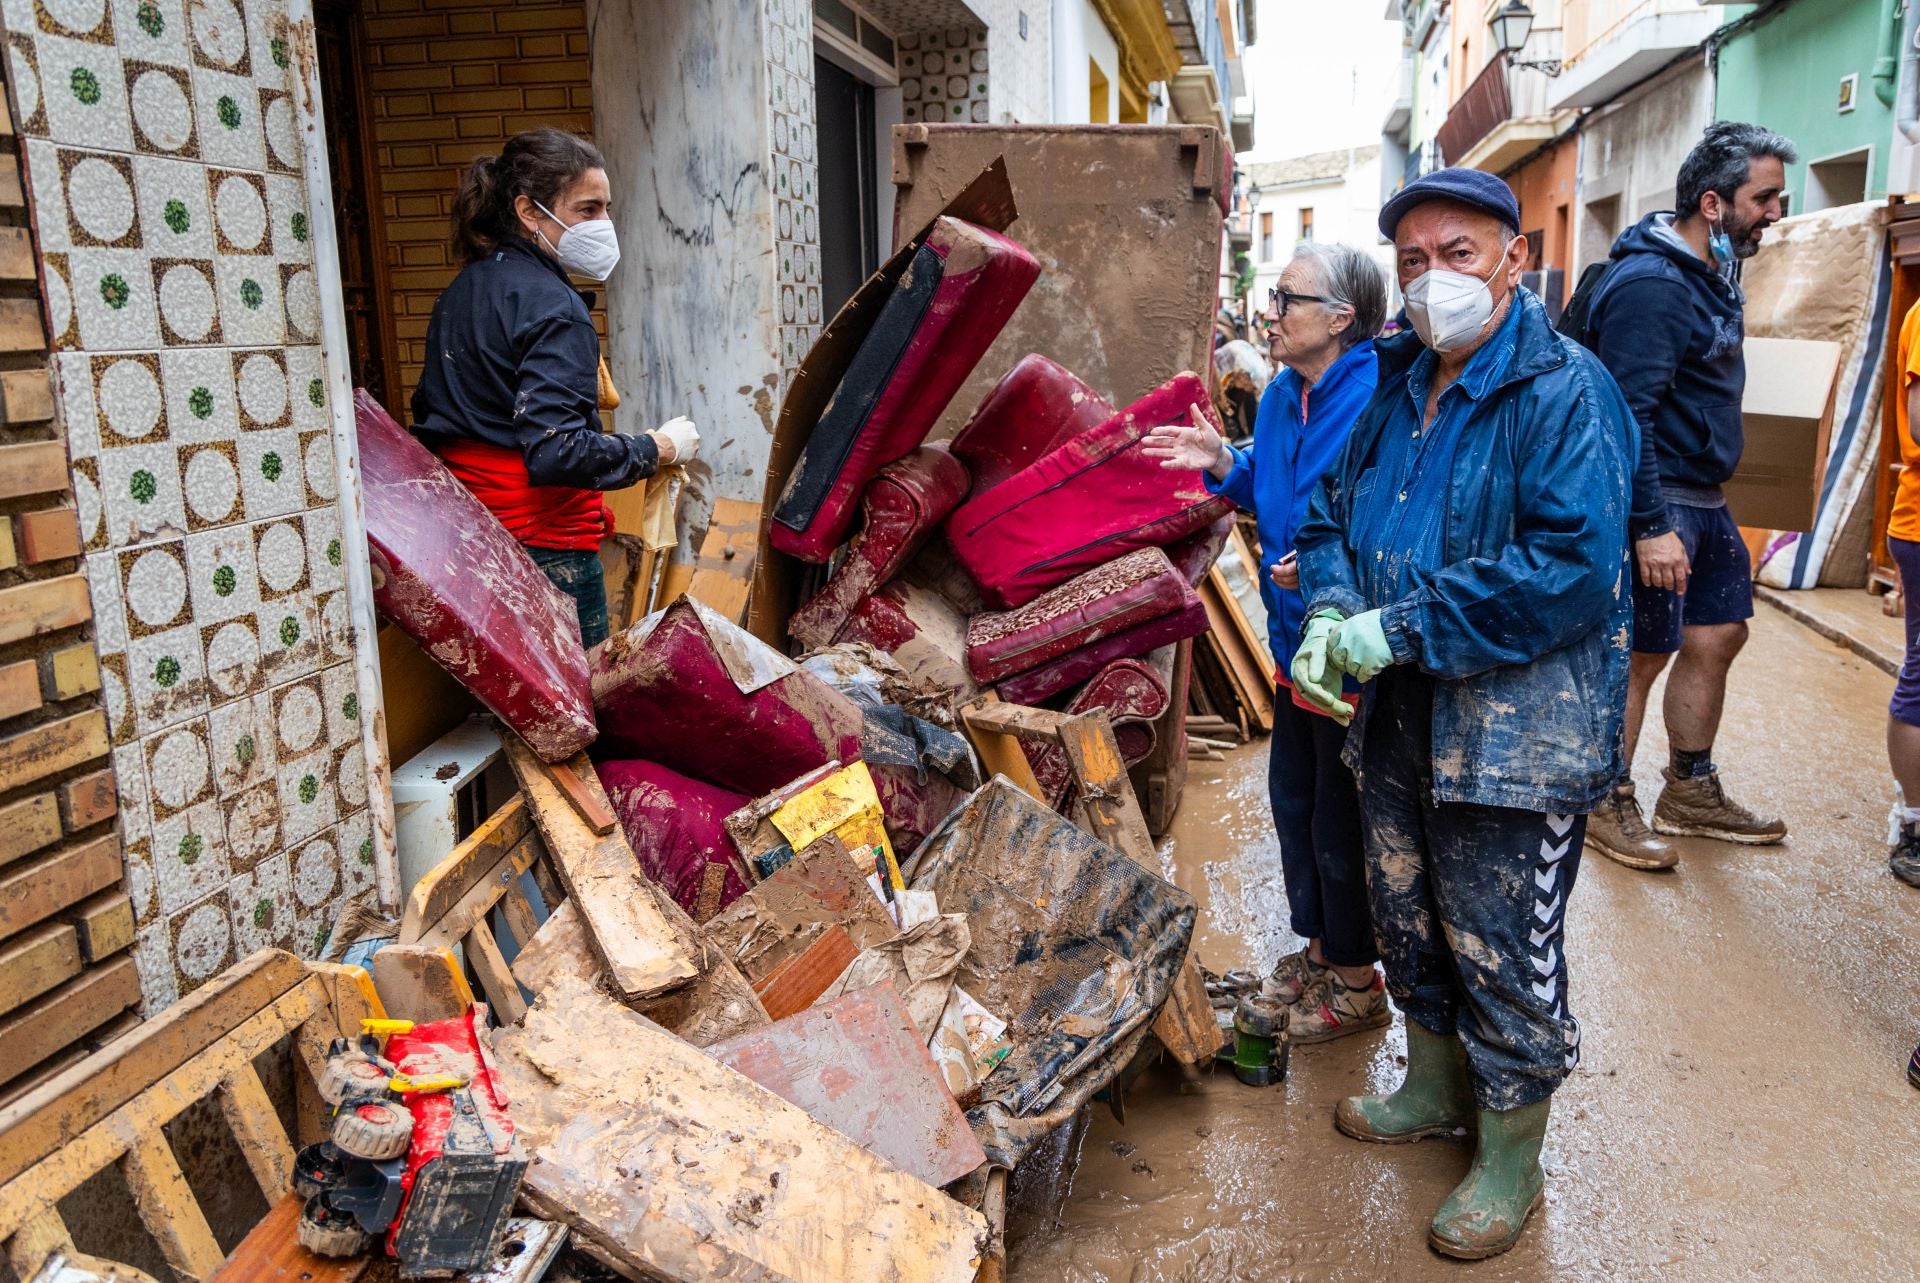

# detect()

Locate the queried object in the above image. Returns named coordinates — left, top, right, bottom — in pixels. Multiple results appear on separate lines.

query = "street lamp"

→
left=1491, top=1, right=1561, bottom=76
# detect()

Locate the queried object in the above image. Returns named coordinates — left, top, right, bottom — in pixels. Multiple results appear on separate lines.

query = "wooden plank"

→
left=218, top=1064, right=296, bottom=1201
left=1199, top=569, right=1275, bottom=733
left=464, top=923, right=528, bottom=1024
left=0, top=836, right=121, bottom=943
left=293, top=964, right=384, bottom=1148
left=708, top=985, right=986, bottom=1188
left=959, top=698, right=1048, bottom=801
left=0, top=950, right=309, bottom=1186
left=0, top=712, right=107, bottom=796
left=0, top=577, right=91, bottom=646
left=962, top=700, right=1067, bottom=739
left=493, top=977, right=989, bottom=1283
left=503, top=738, right=699, bottom=1002
left=5, top=1208, right=72, bottom=1280
left=751, top=924, right=856, bottom=1021
left=0, top=985, right=331, bottom=1239
left=546, top=755, right=616, bottom=835
left=208, top=1193, right=375, bottom=1283
left=72, top=893, right=134, bottom=962
left=122, top=1128, right=228, bottom=1281
left=0, top=794, right=61, bottom=868
left=399, top=796, right=533, bottom=944
left=496, top=882, right=540, bottom=949
left=371, top=943, right=476, bottom=1023
left=1056, top=712, right=1156, bottom=866
left=0, top=956, right=138, bottom=1091
left=0, top=370, right=52, bottom=426
left=683, top=497, right=760, bottom=624
left=0, top=924, right=82, bottom=1019
left=0, top=443, right=67, bottom=502
left=1150, top=951, right=1218, bottom=1069
left=0, top=156, right=20, bottom=209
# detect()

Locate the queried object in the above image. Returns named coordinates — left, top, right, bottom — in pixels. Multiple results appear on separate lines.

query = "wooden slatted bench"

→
left=0, top=949, right=383, bottom=1282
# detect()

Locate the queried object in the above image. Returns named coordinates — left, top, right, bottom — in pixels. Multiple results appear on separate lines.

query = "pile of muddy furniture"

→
left=0, top=130, right=1237, bottom=1283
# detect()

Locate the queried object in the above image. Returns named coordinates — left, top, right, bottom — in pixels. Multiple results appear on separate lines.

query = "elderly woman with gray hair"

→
left=1143, top=241, right=1389, bottom=1042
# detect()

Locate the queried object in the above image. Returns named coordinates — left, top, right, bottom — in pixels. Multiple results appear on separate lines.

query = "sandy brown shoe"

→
left=1262, top=948, right=1327, bottom=1003
left=1651, top=767, right=1787, bottom=845
left=1585, top=782, right=1677, bottom=870
left=1288, top=970, right=1390, bottom=1044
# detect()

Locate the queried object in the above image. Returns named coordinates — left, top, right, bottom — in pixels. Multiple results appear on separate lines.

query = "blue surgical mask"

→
left=1707, top=214, right=1734, bottom=267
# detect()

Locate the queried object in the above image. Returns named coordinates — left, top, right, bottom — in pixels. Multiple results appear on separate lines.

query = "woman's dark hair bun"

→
left=450, top=128, right=605, bottom=263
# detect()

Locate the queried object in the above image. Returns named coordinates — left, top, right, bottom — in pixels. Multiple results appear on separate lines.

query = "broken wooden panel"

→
left=708, top=983, right=986, bottom=1189
left=503, top=740, right=699, bottom=1002
left=354, top=390, right=596, bottom=763
left=492, top=978, right=989, bottom=1283
left=890, top=124, right=1228, bottom=442
left=701, top=844, right=897, bottom=987
left=751, top=925, right=857, bottom=1022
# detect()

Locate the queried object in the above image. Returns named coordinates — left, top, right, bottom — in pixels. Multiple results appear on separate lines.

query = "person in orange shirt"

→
left=1886, top=298, right=1920, bottom=889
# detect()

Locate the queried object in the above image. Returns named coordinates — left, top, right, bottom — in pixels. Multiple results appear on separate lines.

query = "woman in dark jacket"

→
left=411, top=128, right=697, bottom=647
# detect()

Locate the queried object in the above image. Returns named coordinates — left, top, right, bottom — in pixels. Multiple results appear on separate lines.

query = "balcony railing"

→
left=1565, top=0, right=1694, bottom=70
left=1435, top=52, right=1511, bottom=166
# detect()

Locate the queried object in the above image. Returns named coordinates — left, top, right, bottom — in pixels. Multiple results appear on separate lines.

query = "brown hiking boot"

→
left=1584, top=782, right=1677, bottom=871
left=1262, top=947, right=1327, bottom=1003
left=1652, top=767, right=1787, bottom=845
left=1288, top=969, right=1391, bottom=1044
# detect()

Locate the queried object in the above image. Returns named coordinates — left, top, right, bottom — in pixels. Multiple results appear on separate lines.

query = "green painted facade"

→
left=1713, top=0, right=1900, bottom=210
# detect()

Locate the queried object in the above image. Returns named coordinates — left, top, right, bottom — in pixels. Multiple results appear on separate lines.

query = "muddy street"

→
left=1009, top=605, right=1920, bottom=1282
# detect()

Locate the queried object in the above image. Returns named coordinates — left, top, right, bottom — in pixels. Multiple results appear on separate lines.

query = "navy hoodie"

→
left=1586, top=212, right=1746, bottom=541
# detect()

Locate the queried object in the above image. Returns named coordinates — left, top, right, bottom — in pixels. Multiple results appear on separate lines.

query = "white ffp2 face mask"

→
left=534, top=200, right=620, bottom=282
left=1402, top=238, right=1516, bottom=353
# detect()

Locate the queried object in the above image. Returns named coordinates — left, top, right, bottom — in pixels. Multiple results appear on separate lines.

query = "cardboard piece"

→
left=816, top=913, right=971, bottom=1040
left=702, top=843, right=900, bottom=986
left=707, top=983, right=988, bottom=1189
left=492, top=978, right=989, bottom=1283
left=1728, top=335, right=1844, bottom=533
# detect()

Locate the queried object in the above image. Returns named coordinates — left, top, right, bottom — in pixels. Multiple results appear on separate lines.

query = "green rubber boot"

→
left=1428, top=1098, right=1550, bottom=1260
left=1332, top=1022, right=1474, bottom=1144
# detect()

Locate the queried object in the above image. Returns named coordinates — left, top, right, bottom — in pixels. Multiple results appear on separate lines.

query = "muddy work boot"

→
left=1652, top=767, right=1788, bottom=845
left=1289, top=969, right=1390, bottom=1044
left=1584, top=781, right=1676, bottom=871
left=1428, top=1098, right=1550, bottom=1260
left=1335, top=1022, right=1473, bottom=1142
left=1891, top=823, right=1920, bottom=888
left=1262, top=947, right=1328, bottom=1004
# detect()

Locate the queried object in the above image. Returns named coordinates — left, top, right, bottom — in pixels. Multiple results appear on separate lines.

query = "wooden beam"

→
left=1056, top=712, right=1156, bottom=866
left=218, top=1065, right=296, bottom=1202
left=399, top=796, right=535, bottom=944
left=371, top=943, right=475, bottom=1024
left=504, top=739, right=699, bottom=1002
left=123, top=1128, right=227, bottom=1281
left=0, top=924, right=82, bottom=1019
left=0, top=836, right=120, bottom=943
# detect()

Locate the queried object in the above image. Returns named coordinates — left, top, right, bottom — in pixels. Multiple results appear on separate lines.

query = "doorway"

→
left=816, top=53, right=880, bottom=321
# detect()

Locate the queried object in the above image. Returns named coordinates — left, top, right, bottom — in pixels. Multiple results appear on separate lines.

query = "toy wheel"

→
left=292, top=1141, right=346, bottom=1201
left=317, top=1054, right=390, bottom=1106
left=330, top=1098, right=414, bottom=1160
left=297, top=1193, right=371, bottom=1258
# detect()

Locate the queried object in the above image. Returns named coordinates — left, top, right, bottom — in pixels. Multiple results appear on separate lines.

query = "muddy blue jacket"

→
left=1296, top=288, right=1636, bottom=814
left=1206, top=339, right=1378, bottom=673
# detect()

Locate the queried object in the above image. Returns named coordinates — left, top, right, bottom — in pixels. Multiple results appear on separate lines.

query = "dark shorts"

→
left=1889, top=537, right=1920, bottom=728
left=1632, top=502, right=1754, bottom=655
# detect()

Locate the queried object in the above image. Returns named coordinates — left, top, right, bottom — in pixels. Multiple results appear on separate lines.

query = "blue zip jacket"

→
left=1296, top=288, right=1637, bottom=814
left=1205, top=339, right=1378, bottom=673
left=1587, top=212, right=1746, bottom=540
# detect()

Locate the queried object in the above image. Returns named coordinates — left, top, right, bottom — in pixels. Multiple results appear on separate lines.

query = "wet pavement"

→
left=1008, top=606, right=1920, bottom=1282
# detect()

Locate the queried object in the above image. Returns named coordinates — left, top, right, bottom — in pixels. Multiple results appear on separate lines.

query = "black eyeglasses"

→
left=1268, top=287, right=1337, bottom=316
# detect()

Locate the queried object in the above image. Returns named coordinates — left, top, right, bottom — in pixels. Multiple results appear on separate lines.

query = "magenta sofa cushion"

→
left=994, top=597, right=1210, bottom=706
left=965, top=548, right=1196, bottom=686
left=769, top=217, right=1040, bottom=563
left=944, top=372, right=1237, bottom=608
left=1024, top=648, right=1175, bottom=807
left=788, top=445, right=972, bottom=650
left=355, top=390, right=595, bottom=762
left=599, top=758, right=752, bottom=919
left=948, top=353, right=1114, bottom=493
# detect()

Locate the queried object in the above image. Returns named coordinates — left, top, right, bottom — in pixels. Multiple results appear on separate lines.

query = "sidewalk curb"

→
left=1754, top=585, right=1899, bottom=678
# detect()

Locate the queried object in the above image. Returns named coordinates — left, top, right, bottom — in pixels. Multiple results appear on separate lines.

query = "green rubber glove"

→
left=1330, top=608, right=1394, bottom=682
left=1290, top=611, right=1351, bottom=725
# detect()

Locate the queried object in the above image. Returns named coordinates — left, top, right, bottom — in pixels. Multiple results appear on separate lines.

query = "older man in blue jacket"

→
left=1291, top=169, right=1635, bottom=1260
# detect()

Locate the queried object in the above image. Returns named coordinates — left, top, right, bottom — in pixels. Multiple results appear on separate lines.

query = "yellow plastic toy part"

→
left=361, top=1018, right=415, bottom=1036
left=388, top=1073, right=470, bottom=1095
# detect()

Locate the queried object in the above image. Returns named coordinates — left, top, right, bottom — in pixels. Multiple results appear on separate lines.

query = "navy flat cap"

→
left=1379, top=168, right=1522, bottom=240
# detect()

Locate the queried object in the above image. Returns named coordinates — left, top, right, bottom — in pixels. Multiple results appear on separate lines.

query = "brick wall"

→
left=0, top=76, right=138, bottom=1099
left=358, top=0, right=600, bottom=403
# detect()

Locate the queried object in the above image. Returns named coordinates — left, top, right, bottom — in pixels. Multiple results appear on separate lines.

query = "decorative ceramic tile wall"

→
left=1, top=0, right=376, bottom=1011
left=899, top=27, right=990, bottom=124
left=765, top=0, right=820, bottom=387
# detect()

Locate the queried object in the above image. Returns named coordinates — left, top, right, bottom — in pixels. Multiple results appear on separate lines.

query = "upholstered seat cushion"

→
left=965, top=547, right=1197, bottom=686
left=948, top=353, right=1113, bottom=493
left=599, top=758, right=753, bottom=921
left=1024, top=647, right=1176, bottom=808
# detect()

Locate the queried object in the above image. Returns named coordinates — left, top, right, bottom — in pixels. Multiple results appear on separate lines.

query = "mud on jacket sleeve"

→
left=513, top=311, right=659, bottom=490
left=1376, top=371, right=1633, bottom=680
left=1294, top=438, right=1368, bottom=625
left=1592, top=274, right=1689, bottom=542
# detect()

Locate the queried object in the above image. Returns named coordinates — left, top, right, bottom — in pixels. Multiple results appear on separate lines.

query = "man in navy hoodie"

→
left=1582, top=122, right=1797, bottom=872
